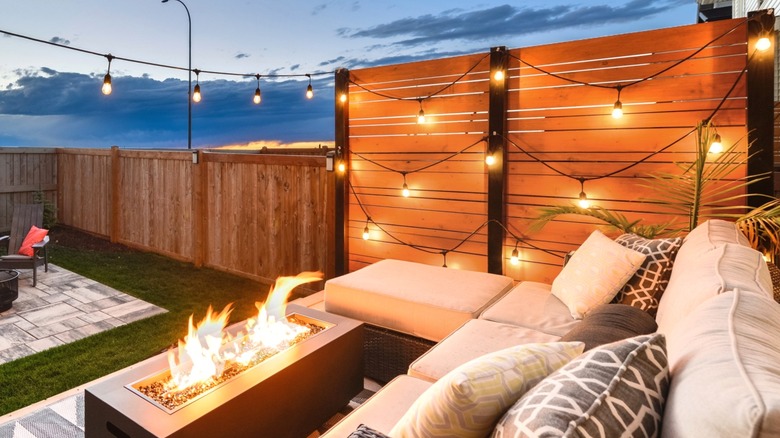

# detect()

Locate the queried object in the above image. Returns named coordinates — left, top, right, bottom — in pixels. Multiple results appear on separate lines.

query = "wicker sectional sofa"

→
left=320, top=219, right=780, bottom=437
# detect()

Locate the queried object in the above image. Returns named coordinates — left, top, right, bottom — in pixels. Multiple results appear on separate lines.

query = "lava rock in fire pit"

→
left=0, top=270, right=19, bottom=312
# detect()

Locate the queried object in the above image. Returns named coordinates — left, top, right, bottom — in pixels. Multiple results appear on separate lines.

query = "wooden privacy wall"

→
left=0, top=148, right=57, bottom=232
left=338, top=16, right=775, bottom=282
left=57, top=148, right=332, bottom=283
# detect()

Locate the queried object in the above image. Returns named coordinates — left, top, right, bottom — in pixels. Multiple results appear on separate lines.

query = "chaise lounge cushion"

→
left=390, top=342, right=584, bottom=438
left=493, top=333, right=669, bottom=438
left=324, top=259, right=514, bottom=341
left=551, top=230, right=646, bottom=319
left=408, top=319, right=563, bottom=382
left=663, top=288, right=780, bottom=437
left=479, top=282, right=580, bottom=337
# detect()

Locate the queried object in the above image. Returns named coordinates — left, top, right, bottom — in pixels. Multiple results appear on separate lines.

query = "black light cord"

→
left=350, top=136, right=488, bottom=175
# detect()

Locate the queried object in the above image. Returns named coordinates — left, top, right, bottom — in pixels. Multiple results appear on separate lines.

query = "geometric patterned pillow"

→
left=390, top=342, right=585, bottom=438
left=492, top=333, right=669, bottom=438
left=613, top=234, right=682, bottom=314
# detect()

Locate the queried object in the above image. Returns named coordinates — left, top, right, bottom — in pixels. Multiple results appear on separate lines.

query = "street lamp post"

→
left=162, top=0, right=192, bottom=150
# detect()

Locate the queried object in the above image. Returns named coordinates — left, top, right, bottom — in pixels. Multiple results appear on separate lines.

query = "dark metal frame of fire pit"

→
left=85, top=304, right=363, bottom=438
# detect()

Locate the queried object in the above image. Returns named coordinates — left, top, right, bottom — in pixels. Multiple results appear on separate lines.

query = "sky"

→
left=0, top=0, right=698, bottom=149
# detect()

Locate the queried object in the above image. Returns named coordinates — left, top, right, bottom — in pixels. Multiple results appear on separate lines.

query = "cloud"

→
left=311, top=3, right=329, bottom=15
left=235, top=53, right=250, bottom=59
left=290, top=64, right=301, bottom=71
left=318, top=56, right=346, bottom=67
left=0, top=69, right=335, bottom=148
left=49, top=36, right=71, bottom=46
left=340, top=0, right=685, bottom=46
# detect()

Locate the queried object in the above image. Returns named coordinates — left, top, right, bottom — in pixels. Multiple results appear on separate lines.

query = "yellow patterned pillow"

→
left=389, top=342, right=585, bottom=438
left=552, top=230, right=646, bottom=319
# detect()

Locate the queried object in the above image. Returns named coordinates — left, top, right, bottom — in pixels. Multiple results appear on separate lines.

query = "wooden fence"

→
left=336, top=15, right=776, bottom=282
left=0, top=148, right=57, bottom=232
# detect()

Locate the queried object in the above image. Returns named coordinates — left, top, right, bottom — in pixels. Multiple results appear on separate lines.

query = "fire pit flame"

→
left=163, top=272, right=322, bottom=395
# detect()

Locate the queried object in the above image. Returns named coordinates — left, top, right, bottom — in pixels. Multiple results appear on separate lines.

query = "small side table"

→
left=0, top=270, right=19, bottom=312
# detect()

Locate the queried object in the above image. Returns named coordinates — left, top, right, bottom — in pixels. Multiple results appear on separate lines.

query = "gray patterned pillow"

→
left=492, top=333, right=669, bottom=438
left=613, top=234, right=682, bottom=314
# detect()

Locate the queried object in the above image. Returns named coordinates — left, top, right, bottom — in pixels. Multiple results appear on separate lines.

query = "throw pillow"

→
left=552, top=230, right=646, bottom=319
left=493, top=333, right=669, bottom=438
left=390, top=342, right=585, bottom=438
left=612, top=234, right=682, bottom=314
left=17, top=225, right=48, bottom=257
left=347, top=424, right=391, bottom=438
left=559, top=303, right=658, bottom=351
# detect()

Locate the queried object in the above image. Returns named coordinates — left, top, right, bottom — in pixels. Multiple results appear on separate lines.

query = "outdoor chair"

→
left=0, top=204, right=49, bottom=286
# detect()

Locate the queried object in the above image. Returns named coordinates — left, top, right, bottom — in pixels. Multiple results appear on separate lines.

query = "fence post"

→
left=110, top=146, right=120, bottom=243
left=334, top=68, right=350, bottom=276
left=192, top=149, right=204, bottom=267
left=488, top=46, right=508, bottom=275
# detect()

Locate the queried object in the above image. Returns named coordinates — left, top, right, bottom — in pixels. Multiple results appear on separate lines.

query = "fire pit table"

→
left=0, top=270, right=19, bottom=312
left=85, top=304, right=363, bottom=438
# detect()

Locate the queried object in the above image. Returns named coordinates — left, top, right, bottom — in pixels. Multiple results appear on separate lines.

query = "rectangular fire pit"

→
left=85, top=304, right=363, bottom=438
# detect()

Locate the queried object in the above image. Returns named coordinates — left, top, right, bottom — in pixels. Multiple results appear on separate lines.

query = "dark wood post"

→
left=488, top=47, right=508, bottom=274
left=747, top=10, right=776, bottom=206
left=334, top=68, right=350, bottom=276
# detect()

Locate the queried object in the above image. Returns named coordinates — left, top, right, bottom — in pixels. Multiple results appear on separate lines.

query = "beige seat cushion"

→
left=320, top=375, right=432, bottom=437
left=324, top=259, right=514, bottom=341
left=664, top=289, right=780, bottom=437
left=479, top=281, right=580, bottom=337
left=408, top=319, right=561, bottom=382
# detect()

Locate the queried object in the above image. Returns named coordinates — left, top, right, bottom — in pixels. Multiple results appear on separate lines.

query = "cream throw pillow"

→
left=389, top=342, right=585, bottom=438
left=552, top=230, right=646, bottom=319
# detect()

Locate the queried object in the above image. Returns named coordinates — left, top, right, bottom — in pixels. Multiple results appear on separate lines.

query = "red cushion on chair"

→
left=18, top=225, right=48, bottom=257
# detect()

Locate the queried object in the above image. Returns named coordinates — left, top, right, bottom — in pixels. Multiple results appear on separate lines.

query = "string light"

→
left=253, top=74, right=262, bottom=104
left=485, top=152, right=496, bottom=166
left=339, top=93, right=348, bottom=103
left=401, top=173, right=410, bottom=197
left=101, top=54, right=113, bottom=96
left=362, top=218, right=371, bottom=240
left=305, top=74, right=314, bottom=99
left=510, top=241, right=520, bottom=265
left=577, top=179, right=591, bottom=209
left=337, top=161, right=346, bottom=173
left=192, top=69, right=202, bottom=103
left=493, top=69, right=505, bottom=81
left=708, top=132, right=723, bottom=154
left=416, top=99, right=426, bottom=124
left=612, top=86, right=623, bottom=119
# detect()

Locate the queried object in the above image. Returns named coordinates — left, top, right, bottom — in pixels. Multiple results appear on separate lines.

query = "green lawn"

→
left=0, top=229, right=283, bottom=415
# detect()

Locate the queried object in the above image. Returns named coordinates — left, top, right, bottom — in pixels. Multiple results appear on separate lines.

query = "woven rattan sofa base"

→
left=364, top=324, right=436, bottom=384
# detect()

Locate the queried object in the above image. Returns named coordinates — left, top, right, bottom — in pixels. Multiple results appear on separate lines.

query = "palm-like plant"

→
left=531, top=121, right=780, bottom=257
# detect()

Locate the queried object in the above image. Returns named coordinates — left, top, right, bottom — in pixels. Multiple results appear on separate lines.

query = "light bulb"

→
left=763, top=252, right=771, bottom=262
left=402, top=183, right=410, bottom=198
left=339, top=93, right=347, bottom=103
left=485, top=154, right=496, bottom=166
left=101, top=74, right=112, bottom=95
left=306, top=84, right=314, bottom=99
left=510, top=248, right=519, bottom=265
left=193, top=84, right=202, bottom=103
left=612, top=100, right=623, bottom=118
left=362, top=226, right=370, bottom=240
left=708, top=133, right=723, bottom=154
left=337, top=162, right=346, bottom=173
left=417, top=109, right=426, bottom=124
left=493, top=70, right=505, bottom=81
left=757, top=36, right=771, bottom=51
left=578, top=191, right=590, bottom=209
left=253, top=88, right=262, bottom=104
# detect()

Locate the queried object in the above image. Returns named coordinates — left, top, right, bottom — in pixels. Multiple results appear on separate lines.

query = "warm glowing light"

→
left=763, top=252, right=772, bottom=262
left=612, top=100, right=623, bottom=118
left=101, top=74, right=112, bottom=95
left=306, top=84, right=314, bottom=99
left=193, top=84, right=202, bottom=102
left=253, top=88, right=262, bottom=104
left=485, top=154, right=496, bottom=166
left=339, top=93, right=347, bottom=103
left=578, top=191, right=591, bottom=209
left=510, top=248, right=520, bottom=265
left=417, top=109, right=426, bottom=124
left=402, top=183, right=410, bottom=198
left=337, top=162, right=346, bottom=173
left=165, top=272, right=322, bottom=393
left=757, top=36, right=771, bottom=51
left=493, top=70, right=505, bottom=81
left=708, top=133, right=723, bottom=154
left=362, top=225, right=370, bottom=240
